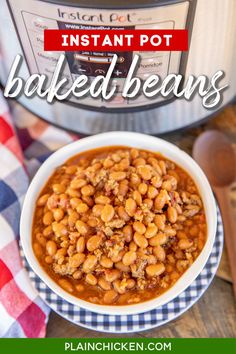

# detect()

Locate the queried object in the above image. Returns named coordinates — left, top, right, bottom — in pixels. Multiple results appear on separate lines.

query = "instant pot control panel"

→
left=7, top=0, right=191, bottom=110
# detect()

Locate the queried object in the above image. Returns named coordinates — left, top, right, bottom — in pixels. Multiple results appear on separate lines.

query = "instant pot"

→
left=0, top=0, right=236, bottom=134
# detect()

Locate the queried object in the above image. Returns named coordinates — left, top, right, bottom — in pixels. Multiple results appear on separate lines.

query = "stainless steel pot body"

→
left=0, top=0, right=235, bottom=134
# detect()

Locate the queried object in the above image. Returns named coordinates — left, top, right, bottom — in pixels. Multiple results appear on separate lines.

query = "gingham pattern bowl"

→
left=22, top=207, right=223, bottom=333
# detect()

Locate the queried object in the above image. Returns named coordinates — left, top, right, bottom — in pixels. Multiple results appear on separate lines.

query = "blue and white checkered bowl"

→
left=20, top=132, right=218, bottom=316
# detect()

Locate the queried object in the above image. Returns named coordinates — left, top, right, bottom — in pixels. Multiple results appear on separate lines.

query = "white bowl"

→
left=20, top=132, right=217, bottom=316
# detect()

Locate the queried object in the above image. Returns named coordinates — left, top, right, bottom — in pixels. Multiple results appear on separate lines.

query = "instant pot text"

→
left=57, top=8, right=134, bottom=23
left=4, top=54, right=228, bottom=109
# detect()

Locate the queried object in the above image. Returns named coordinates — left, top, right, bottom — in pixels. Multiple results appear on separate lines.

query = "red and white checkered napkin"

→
left=0, top=92, right=78, bottom=337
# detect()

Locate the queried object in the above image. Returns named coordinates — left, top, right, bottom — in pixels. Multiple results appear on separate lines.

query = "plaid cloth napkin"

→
left=0, top=92, right=78, bottom=337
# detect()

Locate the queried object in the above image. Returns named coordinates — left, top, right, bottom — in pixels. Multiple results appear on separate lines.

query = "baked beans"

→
left=32, top=147, right=207, bottom=305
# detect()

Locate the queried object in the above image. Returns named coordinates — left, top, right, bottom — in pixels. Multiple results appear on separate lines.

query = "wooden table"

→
left=46, top=106, right=236, bottom=338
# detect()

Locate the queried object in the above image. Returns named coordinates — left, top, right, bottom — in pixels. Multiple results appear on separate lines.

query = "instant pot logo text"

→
left=57, top=8, right=135, bottom=23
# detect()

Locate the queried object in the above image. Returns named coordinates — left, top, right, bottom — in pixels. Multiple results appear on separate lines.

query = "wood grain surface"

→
left=45, top=105, right=236, bottom=338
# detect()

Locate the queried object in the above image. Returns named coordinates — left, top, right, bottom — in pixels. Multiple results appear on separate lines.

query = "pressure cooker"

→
left=0, top=0, right=235, bottom=134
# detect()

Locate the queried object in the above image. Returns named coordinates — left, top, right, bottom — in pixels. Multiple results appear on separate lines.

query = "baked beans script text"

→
left=4, top=54, right=227, bottom=109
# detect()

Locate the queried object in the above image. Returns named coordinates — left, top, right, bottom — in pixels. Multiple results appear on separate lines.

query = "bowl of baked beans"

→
left=20, top=132, right=217, bottom=315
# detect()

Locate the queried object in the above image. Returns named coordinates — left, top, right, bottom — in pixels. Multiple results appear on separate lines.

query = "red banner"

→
left=44, top=29, right=188, bottom=52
